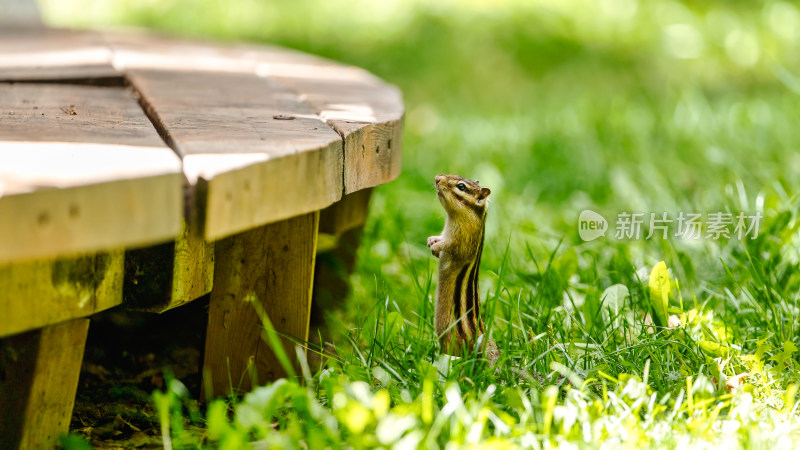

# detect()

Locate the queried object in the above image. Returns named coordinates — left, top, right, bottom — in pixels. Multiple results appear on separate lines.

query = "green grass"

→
left=43, top=0, right=800, bottom=447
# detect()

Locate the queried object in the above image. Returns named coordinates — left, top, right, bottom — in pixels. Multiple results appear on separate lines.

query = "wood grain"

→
left=124, top=68, right=343, bottom=240
left=0, top=82, right=166, bottom=149
left=0, top=250, right=123, bottom=338
left=124, top=221, right=215, bottom=312
left=171, top=221, right=215, bottom=308
left=249, top=46, right=404, bottom=194
left=337, top=119, right=403, bottom=195
left=319, top=188, right=373, bottom=236
left=203, top=212, right=318, bottom=397
left=106, top=31, right=259, bottom=75
left=0, top=28, right=117, bottom=81
left=0, top=318, right=89, bottom=450
left=107, top=32, right=402, bottom=231
left=0, top=83, right=182, bottom=263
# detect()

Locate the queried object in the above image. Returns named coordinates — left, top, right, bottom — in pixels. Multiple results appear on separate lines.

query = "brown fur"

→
left=427, top=174, right=498, bottom=361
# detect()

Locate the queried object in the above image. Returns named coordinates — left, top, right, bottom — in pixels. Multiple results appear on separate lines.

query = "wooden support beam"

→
left=124, top=221, right=214, bottom=313
left=318, top=188, right=373, bottom=236
left=312, top=189, right=372, bottom=337
left=0, top=318, right=90, bottom=449
left=0, top=251, right=123, bottom=338
left=203, top=212, right=319, bottom=398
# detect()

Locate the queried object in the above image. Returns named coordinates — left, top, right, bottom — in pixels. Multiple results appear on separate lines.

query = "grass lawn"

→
left=44, top=0, right=800, bottom=447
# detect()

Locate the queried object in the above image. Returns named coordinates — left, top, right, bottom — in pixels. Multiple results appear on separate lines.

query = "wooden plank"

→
left=0, top=83, right=182, bottom=263
left=120, top=66, right=343, bottom=241
left=203, top=212, right=318, bottom=397
left=106, top=31, right=260, bottom=75
left=171, top=221, right=215, bottom=307
left=0, top=28, right=117, bottom=81
left=107, top=32, right=403, bottom=235
left=316, top=187, right=373, bottom=252
left=319, top=187, right=373, bottom=236
left=0, top=83, right=164, bottom=149
left=244, top=45, right=404, bottom=194
left=337, top=119, right=403, bottom=195
left=0, top=250, right=123, bottom=338
left=0, top=318, right=89, bottom=449
left=124, top=221, right=215, bottom=312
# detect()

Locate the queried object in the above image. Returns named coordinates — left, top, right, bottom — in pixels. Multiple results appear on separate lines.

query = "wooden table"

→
left=0, top=27, right=402, bottom=448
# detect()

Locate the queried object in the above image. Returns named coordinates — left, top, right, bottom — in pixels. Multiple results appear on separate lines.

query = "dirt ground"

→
left=70, top=297, right=209, bottom=448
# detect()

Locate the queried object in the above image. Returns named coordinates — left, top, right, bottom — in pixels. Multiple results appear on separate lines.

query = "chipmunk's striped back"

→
left=452, top=229, right=485, bottom=342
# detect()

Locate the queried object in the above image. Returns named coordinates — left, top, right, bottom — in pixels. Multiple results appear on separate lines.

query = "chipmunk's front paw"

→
left=427, top=236, right=444, bottom=257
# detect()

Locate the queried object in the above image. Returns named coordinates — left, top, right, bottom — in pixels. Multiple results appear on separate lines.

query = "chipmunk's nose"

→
left=435, top=175, right=444, bottom=186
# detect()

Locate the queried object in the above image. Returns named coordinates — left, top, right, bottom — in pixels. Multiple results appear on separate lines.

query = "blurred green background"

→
left=40, top=0, right=800, bottom=325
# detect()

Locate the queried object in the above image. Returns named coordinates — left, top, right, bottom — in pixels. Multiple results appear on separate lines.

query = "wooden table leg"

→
left=202, top=212, right=319, bottom=398
left=311, top=188, right=372, bottom=333
left=0, top=318, right=90, bottom=450
left=124, top=220, right=215, bottom=312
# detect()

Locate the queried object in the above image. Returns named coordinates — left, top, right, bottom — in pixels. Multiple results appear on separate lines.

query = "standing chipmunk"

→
left=427, top=174, right=499, bottom=363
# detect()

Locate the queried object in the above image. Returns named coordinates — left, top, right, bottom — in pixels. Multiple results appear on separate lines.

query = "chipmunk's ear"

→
left=478, top=187, right=491, bottom=200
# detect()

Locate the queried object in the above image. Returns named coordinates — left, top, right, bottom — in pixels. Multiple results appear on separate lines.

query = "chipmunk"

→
left=427, top=174, right=499, bottom=363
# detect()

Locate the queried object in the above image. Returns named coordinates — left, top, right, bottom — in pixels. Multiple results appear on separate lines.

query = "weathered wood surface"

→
left=106, top=32, right=402, bottom=234
left=122, top=67, right=343, bottom=240
left=105, top=32, right=261, bottom=75
left=124, top=221, right=215, bottom=312
left=0, top=28, right=116, bottom=81
left=319, top=188, right=373, bottom=236
left=260, top=54, right=404, bottom=194
left=234, top=42, right=404, bottom=193
left=0, top=250, right=123, bottom=338
left=0, top=29, right=402, bottom=244
left=0, top=318, right=89, bottom=449
left=0, top=83, right=182, bottom=263
left=203, top=212, right=318, bottom=396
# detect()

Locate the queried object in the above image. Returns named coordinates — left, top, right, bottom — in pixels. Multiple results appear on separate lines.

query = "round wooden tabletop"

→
left=0, top=27, right=404, bottom=447
left=0, top=27, right=403, bottom=263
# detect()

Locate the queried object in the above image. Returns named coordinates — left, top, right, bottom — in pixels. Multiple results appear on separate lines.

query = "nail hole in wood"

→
left=388, top=139, right=392, bottom=149
left=37, top=212, right=50, bottom=226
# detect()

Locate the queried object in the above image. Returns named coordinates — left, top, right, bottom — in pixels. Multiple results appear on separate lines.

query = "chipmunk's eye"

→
left=456, top=182, right=467, bottom=191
